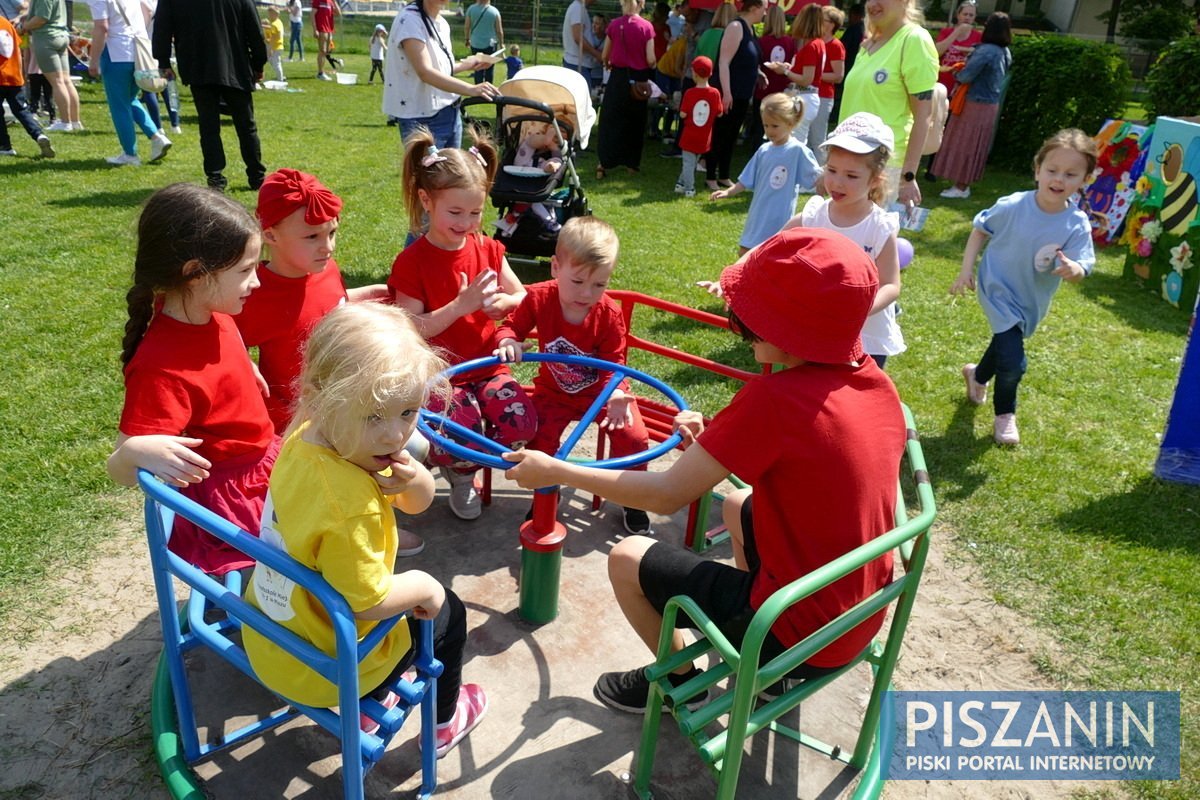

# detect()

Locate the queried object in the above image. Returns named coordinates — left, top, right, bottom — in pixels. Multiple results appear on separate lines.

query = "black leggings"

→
left=370, top=587, right=467, bottom=725
left=707, top=97, right=750, bottom=182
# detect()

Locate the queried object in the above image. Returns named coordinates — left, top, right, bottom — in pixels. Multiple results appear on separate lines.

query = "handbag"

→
left=618, top=16, right=652, bottom=102
left=112, top=0, right=167, bottom=93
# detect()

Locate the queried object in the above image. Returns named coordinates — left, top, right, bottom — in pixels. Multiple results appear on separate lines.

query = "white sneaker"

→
left=0, top=149, right=15, bottom=156
left=149, top=132, right=173, bottom=162
left=962, top=363, right=987, bottom=406
left=674, top=182, right=687, bottom=194
left=37, top=135, right=55, bottom=158
left=46, top=120, right=73, bottom=132
left=993, top=413, right=1020, bottom=446
left=318, top=72, right=333, bottom=81
left=71, top=121, right=85, bottom=132
left=940, top=186, right=971, bottom=199
left=106, top=153, right=141, bottom=166
left=170, top=125, right=182, bottom=134
left=439, top=467, right=482, bottom=520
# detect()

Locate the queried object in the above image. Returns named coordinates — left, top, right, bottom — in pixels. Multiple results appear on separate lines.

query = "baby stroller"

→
left=461, top=66, right=596, bottom=262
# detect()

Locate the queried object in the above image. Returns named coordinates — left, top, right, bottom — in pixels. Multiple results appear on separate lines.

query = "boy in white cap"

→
left=504, top=227, right=906, bottom=712
left=369, top=23, right=387, bottom=84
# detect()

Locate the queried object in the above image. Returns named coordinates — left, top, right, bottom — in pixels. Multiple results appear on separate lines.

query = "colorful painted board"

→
left=1086, top=119, right=1150, bottom=244
left=1122, top=116, right=1200, bottom=312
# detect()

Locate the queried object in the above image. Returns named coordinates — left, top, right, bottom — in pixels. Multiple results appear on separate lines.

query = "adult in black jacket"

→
left=153, top=0, right=267, bottom=191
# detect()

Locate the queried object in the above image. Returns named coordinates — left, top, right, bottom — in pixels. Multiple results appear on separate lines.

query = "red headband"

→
left=256, top=168, right=343, bottom=230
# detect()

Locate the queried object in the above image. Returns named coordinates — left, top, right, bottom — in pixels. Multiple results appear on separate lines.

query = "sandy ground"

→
left=0, top=477, right=1123, bottom=800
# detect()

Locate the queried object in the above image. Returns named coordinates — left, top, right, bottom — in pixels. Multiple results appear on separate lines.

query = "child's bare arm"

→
left=355, top=570, right=446, bottom=621
left=709, top=181, right=746, bottom=201
left=950, top=228, right=989, bottom=295
left=107, top=433, right=212, bottom=487
left=871, top=235, right=901, bottom=314
left=393, top=272, right=496, bottom=337
left=346, top=284, right=391, bottom=303
left=483, top=258, right=527, bottom=319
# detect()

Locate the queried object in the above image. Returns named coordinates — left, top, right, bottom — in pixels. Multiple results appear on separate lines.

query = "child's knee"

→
left=721, top=487, right=751, bottom=534
left=608, top=536, right=655, bottom=585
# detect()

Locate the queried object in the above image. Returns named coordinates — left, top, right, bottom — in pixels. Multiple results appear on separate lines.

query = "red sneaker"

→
left=360, top=690, right=400, bottom=736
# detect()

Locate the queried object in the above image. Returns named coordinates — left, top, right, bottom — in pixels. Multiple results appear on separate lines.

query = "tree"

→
left=1098, top=0, right=1198, bottom=44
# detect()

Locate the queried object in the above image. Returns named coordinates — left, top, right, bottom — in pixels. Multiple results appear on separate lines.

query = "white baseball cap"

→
left=821, top=112, right=895, bottom=155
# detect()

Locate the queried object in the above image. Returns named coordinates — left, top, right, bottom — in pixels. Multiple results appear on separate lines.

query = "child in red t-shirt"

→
left=674, top=55, right=722, bottom=198
left=237, top=169, right=388, bottom=435
left=388, top=124, right=537, bottom=521
left=503, top=228, right=905, bottom=714
left=107, top=183, right=278, bottom=576
left=494, top=216, right=654, bottom=535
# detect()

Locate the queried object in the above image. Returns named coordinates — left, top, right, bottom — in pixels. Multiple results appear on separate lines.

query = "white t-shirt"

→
left=288, top=0, right=303, bottom=24
left=799, top=195, right=906, bottom=357
left=383, top=5, right=457, bottom=120
left=561, top=0, right=588, bottom=66
left=89, top=0, right=149, bottom=64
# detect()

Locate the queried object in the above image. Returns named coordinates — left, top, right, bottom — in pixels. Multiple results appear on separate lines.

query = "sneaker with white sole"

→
left=622, top=507, right=653, bottom=536
left=0, top=149, right=15, bottom=156
left=439, top=467, right=482, bottom=520
left=106, top=153, right=141, bottom=166
left=593, top=666, right=711, bottom=714
left=149, top=133, right=172, bottom=162
left=37, top=135, right=55, bottom=158
left=940, top=186, right=971, bottom=199
left=71, top=121, right=86, bottom=132
left=426, top=684, right=488, bottom=758
left=962, top=363, right=987, bottom=406
left=170, top=125, right=182, bottom=134
left=318, top=72, right=333, bottom=81
left=46, top=120, right=73, bottom=133
left=993, top=413, right=1019, bottom=446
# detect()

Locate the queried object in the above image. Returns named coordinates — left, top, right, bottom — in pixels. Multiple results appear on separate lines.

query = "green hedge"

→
left=992, top=35, right=1131, bottom=171
left=1144, top=35, right=1200, bottom=120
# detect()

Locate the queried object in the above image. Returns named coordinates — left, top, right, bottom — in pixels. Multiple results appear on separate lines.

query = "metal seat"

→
left=631, top=405, right=936, bottom=799
left=139, top=469, right=442, bottom=800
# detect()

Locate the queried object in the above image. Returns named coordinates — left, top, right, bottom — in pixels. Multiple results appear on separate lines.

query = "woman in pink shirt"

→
left=596, top=0, right=656, bottom=178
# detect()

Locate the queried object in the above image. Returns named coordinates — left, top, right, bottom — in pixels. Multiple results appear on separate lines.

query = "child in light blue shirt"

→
left=950, top=128, right=1097, bottom=446
left=710, top=93, right=820, bottom=254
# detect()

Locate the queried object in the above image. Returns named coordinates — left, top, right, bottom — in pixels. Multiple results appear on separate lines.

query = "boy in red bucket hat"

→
left=504, top=227, right=907, bottom=712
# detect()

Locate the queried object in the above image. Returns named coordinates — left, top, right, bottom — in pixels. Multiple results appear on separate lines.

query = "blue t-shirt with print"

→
left=974, top=190, right=1095, bottom=337
left=737, top=138, right=821, bottom=249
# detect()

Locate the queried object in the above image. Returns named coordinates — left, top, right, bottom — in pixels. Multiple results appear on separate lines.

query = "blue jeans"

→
left=100, top=50, right=158, bottom=156
left=471, top=45, right=495, bottom=85
left=289, top=20, right=304, bottom=59
left=973, top=325, right=1027, bottom=415
left=0, top=86, right=45, bottom=150
left=399, top=103, right=463, bottom=150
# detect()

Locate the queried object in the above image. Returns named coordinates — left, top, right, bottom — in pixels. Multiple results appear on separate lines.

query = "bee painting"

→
left=1159, top=142, right=1198, bottom=236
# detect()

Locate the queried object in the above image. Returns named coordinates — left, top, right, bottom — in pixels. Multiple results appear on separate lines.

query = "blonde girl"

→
left=388, top=124, right=536, bottom=520
left=107, top=183, right=277, bottom=576
left=950, top=128, right=1096, bottom=446
left=839, top=0, right=938, bottom=207
left=244, top=303, right=488, bottom=752
left=785, top=111, right=905, bottom=369
left=766, top=3, right=824, bottom=152
left=710, top=92, right=820, bottom=254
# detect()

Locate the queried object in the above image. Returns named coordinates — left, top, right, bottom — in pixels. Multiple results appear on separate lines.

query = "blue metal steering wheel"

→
left=416, top=353, right=687, bottom=471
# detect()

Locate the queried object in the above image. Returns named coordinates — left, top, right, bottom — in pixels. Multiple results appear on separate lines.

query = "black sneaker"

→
left=622, top=507, right=653, bottom=535
left=593, top=667, right=709, bottom=714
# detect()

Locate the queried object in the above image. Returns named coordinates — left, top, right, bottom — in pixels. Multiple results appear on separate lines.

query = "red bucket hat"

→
left=719, top=228, right=878, bottom=364
left=256, top=168, right=343, bottom=230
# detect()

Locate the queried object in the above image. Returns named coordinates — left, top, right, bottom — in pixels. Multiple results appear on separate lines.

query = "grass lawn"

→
left=0, top=30, right=1195, bottom=798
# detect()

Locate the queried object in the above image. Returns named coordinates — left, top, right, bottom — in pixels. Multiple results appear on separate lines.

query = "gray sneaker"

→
left=439, top=467, right=482, bottom=520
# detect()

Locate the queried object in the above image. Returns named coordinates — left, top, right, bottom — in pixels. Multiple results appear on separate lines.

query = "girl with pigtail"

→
left=388, top=124, right=536, bottom=521
left=107, top=183, right=279, bottom=576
